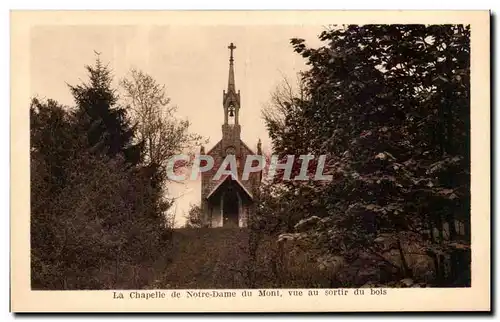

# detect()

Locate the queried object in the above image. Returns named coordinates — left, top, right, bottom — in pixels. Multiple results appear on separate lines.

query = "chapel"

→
left=199, top=43, right=262, bottom=228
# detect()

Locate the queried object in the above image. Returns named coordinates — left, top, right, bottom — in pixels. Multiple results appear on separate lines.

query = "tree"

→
left=31, top=56, right=178, bottom=290
left=119, top=69, right=205, bottom=176
left=260, top=24, right=471, bottom=287
left=69, top=55, right=143, bottom=166
left=31, top=95, right=174, bottom=290
left=183, top=204, right=203, bottom=228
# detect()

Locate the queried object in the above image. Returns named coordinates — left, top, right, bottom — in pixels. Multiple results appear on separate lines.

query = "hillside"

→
left=149, top=227, right=445, bottom=289
left=154, top=228, right=252, bottom=289
left=150, top=227, right=338, bottom=289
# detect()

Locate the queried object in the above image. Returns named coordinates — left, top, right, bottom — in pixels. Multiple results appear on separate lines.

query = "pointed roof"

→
left=227, top=42, right=236, bottom=93
left=239, top=139, right=256, bottom=155
left=206, top=175, right=253, bottom=201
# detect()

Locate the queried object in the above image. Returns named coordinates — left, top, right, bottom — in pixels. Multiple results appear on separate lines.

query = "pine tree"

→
left=69, top=54, right=143, bottom=165
left=31, top=56, right=174, bottom=290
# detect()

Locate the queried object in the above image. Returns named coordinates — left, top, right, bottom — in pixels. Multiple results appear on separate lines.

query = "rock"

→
left=400, top=278, right=414, bottom=287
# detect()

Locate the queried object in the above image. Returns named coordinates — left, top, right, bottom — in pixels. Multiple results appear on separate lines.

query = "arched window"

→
left=228, top=103, right=235, bottom=125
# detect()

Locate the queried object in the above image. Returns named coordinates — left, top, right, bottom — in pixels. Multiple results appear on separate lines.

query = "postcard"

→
left=11, top=10, right=490, bottom=312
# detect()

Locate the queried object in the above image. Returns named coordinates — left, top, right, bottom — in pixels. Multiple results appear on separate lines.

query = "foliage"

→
left=183, top=204, right=203, bottom=228
left=68, top=55, right=143, bottom=166
left=120, top=68, right=206, bottom=178
left=30, top=57, right=177, bottom=289
left=259, top=24, right=471, bottom=287
left=30, top=26, right=472, bottom=289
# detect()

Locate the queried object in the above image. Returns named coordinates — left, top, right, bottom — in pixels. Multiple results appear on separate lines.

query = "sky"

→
left=30, top=24, right=325, bottom=226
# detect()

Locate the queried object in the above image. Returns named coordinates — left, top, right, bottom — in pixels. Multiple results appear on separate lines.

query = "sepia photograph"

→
left=10, top=10, right=490, bottom=312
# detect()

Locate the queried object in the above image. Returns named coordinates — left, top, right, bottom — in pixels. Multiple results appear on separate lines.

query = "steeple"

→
left=221, top=42, right=242, bottom=154
left=227, top=42, right=236, bottom=92
left=222, top=42, right=241, bottom=126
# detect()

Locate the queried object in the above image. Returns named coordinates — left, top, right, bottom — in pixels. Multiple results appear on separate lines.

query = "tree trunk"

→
left=397, top=237, right=412, bottom=278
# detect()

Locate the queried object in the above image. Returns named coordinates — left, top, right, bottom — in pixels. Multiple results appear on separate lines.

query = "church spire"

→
left=223, top=42, right=241, bottom=126
left=227, top=42, right=236, bottom=93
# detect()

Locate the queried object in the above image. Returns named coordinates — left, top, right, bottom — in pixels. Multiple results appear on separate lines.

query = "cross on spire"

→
left=223, top=42, right=239, bottom=124
left=226, top=42, right=237, bottom=92
left=228, top=42, right=236, bottom=63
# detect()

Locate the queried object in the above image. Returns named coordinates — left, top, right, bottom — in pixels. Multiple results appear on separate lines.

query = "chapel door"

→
left=222, top=188, right=239, bottom=227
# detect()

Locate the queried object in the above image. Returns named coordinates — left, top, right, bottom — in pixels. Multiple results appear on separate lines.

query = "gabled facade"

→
left=200, top=43, right=262, bottom=228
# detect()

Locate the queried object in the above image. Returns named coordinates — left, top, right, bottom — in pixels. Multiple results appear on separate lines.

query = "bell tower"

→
left=222, top=42, right=241, bottom=154
left=200, top=42, right=261, bottom=228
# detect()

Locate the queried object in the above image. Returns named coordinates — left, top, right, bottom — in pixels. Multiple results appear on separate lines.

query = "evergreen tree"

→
left=69, top=55, right=143, bottom=165
left=31, top=56, right=174, bottom=290
left=260, top=24, right=471, bottom=287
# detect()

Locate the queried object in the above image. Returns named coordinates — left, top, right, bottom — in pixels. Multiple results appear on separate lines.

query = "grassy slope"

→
left=155, top=228, right=251, bottom=289
left=151, top=227, right=440, bottom=289
left=152, top=227, right=334, bottom=289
